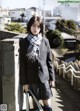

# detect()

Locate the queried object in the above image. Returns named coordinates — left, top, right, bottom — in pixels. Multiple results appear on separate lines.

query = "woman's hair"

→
left=27, top=16, right=43, bottom=34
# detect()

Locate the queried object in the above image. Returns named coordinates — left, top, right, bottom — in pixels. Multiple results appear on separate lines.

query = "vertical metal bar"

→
left=63, top=69, right=65, bottom=79
left=71, top=72, right=73, bottom=86
left=26, top=93, right=29, bottom=111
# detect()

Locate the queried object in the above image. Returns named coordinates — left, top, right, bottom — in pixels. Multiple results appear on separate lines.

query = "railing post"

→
left=63, top=68, right=65, bottom=79
left=71, top=71, right=74, bottom=86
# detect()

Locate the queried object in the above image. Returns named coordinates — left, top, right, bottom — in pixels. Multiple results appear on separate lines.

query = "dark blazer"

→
left=19, top=35, right=55, bottom=85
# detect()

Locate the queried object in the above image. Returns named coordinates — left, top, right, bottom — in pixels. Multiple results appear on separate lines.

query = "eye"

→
left=32, top=24, right=36, bottom=27
left=37, top=25, right=40, bottom=28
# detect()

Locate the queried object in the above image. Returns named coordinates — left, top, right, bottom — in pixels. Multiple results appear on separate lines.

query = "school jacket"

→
left=19, top=35, right=55, bottom=85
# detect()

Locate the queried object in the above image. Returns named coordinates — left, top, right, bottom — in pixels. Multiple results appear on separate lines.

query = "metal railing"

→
left=58, top=63, right=80, bottom=86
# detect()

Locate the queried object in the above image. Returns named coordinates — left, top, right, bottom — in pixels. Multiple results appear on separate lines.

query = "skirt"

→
left=29, top=80, right=53, bottom=100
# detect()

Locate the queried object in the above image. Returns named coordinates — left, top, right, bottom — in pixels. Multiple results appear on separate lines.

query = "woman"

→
left=20, top=16, right=55, bottom=111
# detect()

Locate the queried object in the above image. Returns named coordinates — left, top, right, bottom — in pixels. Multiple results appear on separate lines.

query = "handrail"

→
left=58, top=63, right=71, bottom=78
left=66, top=65, right=80, bottom=74
left=58, top=63, right=80, bottom=86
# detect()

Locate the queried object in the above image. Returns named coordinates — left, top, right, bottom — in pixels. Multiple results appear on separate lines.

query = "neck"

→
left=30, top=32, right=38, bottom=36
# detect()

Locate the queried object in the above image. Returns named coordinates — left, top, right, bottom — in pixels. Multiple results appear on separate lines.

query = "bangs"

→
left=27, top=16, right=43, bottom=33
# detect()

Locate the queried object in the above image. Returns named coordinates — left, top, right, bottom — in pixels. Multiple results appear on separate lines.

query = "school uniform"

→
left=19, top=34, right=55, bottom=100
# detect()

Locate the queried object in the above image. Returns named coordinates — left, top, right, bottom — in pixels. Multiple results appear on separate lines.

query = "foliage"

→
left=56, top=19, right=67, bottom=32
left=46, top=29, right=64, bottom=48
left=5, top=23, right=26, bottom=33
left=67, top=20, right=76, bottom=30
left=56, top=19, right=77, bottom=35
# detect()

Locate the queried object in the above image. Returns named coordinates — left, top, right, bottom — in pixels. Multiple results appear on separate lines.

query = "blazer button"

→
left=38, top=67, right=40, bottom=69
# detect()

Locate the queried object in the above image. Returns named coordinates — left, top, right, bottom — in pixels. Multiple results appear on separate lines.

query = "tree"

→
left=20, top=13, right=25, bottom=22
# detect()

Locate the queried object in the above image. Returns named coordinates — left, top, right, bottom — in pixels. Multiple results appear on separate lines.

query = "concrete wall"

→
left=0, top=43, right=3, bottom=104
left=0, top=30, right=18, bottom=104
left=0, top=30, right=18, bottom=40
left=0, top=30, right=27, bottom=111
left=1, top=39, right=16, bottom=111
left=0, top=30, right=26, bottom=111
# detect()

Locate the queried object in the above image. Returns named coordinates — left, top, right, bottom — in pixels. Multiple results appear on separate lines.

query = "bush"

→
left=56, top=19, right=77, bottom=35
left=5, top=23, right=26, bottom=33
left=46, top=29, right=64, bottom=48
left=67, top=20, right=76, bottom=30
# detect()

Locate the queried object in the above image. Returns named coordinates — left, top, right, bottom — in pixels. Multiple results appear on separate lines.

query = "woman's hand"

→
left=23, top=84, right=29, bottom=92
left=49, top=81, right=55, bottom=88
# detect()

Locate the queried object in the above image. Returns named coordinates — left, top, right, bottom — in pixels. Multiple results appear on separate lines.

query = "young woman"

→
left=20, top=16, right=55, bottom=111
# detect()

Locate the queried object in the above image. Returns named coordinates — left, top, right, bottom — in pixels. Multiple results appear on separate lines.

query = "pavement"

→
left=51, top=74, right=80, bottom=111
left=22, top=74, right=80, bottom=111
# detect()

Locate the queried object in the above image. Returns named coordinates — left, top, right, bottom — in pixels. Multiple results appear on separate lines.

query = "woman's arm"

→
left=19, top=38, right=28, bottom=85
left=47, top=39, right=55, bottom=82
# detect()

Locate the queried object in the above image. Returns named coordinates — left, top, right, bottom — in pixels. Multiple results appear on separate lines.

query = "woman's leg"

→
left=43, top=99, right=51, bottom=106
left=42, top=99, right=52, bottom=111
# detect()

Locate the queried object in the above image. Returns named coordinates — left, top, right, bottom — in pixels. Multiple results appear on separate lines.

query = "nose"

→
left=35, top=26, right=38, bottom=30
left=34, top=27, right=38, bottom=31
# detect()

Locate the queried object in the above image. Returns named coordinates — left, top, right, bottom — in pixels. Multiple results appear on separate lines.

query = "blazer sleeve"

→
left=46, top=39, right=55, bottom=81
left=19, top=38, right=28, bottom=85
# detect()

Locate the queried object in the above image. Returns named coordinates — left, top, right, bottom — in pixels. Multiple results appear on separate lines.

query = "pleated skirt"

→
left=29, top=80, right=53, bottom=100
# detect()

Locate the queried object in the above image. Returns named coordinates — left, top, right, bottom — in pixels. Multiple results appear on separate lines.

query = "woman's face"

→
left=31, top=21, right=41, bottom=35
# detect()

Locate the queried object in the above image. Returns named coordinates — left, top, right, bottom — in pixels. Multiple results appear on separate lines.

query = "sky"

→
left=1, top=0, right=60, bottom=10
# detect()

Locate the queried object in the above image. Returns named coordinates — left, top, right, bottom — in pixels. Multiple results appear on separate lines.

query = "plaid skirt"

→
left=29, top=80, right=53, bottom=100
